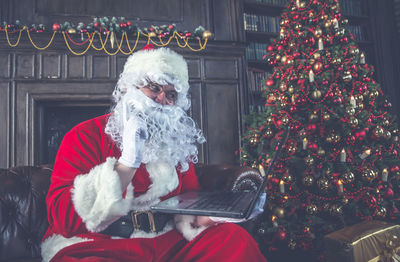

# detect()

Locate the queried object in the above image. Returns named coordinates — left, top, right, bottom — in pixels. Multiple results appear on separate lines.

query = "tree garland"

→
left=0, top=17, right=213, bottom=55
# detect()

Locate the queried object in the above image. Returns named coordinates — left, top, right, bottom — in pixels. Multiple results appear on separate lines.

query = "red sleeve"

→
left=45, top=120, right=104, bottom=237
left=180, top=163, right=201, bottom=192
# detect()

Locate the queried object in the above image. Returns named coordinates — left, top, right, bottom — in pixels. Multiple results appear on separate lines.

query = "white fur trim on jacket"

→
left=131, top=161, right=179, bottom=211
left=71, top=157, right=134, bottom=232
left=174, top=215, right=209, bottom=242
left=41, top=234, right=92, bottom=262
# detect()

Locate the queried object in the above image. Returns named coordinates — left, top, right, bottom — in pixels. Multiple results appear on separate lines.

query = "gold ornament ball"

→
left=304, top=156, right=314, bottom=166
left=287, top=145, right=296, bottom=154
left=361, top=169, right=376, bottom=182
left=346, top=106, right=355, bottom=116
left=148, top=31, right=157, bottom=38
left=306, top=204, right=318, bottom=215
left=288, top=86, right=295, bottom=93
left=202, top=30, right=213, bottom=39
left=289, top=42, right=295, bottom=48
left=279, top=83, right=287, bottom=92
left=265, top=128, right=273, bottom=138
left=342, top=172, right=355, bottom=184
left=314, top=62, right=323, bottom=71
left=384, top=131, right=392, bottom=139
left=343, top=73, right=352, bottom=82
left=300, top=1, right=306, bottom=7
left=282, top=173, right=293, bottom=183
left=314, top=28, right=322, bottom=36
left=281, top=56, right=287, bottom=64
left=349, top=117, right=359, bottom=128
left=325, top=21, right=332, bottom=28
left=273, top=206, right=285, bottom=218
left=376, top=206, right=387, bottom=218
left=312, top=90, right=322, bottom=100
left=67, top=28, right=77, bottom=34
left=330, top=204, right=343, bottom=215
left=309, top=58, right=316, bottom=65
left=317, top=178, right=330, bottom=191
left=383, top=119, right=390, bottom=126
left=313, top=53, right=321, bottom=59
left=374, top=127, right=384, bottom=137
left=357, top=103, right=364, bottom=109
left=302, top=174, right=314, bottom=186
left=341, top=197, right=349, bottom=205
left=309, top=113, right=318, bottom=122
left=276, top=54, right=281, bottom=61
left=323, top=113, right=331, bottom=121
left=317, top=149, right=326, bottom=156
left=393, top=129, right=399, bottom=135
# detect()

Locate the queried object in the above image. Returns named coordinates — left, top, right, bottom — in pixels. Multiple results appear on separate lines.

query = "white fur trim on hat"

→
left=118, top=47, right=190, bottom=109
left=71, top=157, right=134, bottom=232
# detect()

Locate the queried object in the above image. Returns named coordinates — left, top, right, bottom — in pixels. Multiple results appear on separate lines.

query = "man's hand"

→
left=192, top=216, right=219, bottom=228
left=118, top=116, right=148, bottom=168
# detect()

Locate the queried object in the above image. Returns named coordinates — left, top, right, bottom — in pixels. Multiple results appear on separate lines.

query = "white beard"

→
left=105, top=88, right=205, bottom=172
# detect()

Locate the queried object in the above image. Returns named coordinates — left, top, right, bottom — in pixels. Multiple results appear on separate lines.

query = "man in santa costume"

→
left=41, top=45, right=267, bottom=262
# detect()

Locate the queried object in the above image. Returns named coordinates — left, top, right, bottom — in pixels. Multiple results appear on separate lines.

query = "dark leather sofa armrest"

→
left=194, top=164, right=263, bottom=192
left=0, top=165, right=52, bottom=261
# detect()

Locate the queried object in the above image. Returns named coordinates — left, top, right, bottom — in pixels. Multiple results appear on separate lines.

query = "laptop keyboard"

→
left=188, top=191, right=248, bottom=211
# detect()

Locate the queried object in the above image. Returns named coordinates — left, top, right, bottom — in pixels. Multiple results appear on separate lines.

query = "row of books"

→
left=248, top=68, right=271, bottom=92
left=253, top=0, right=289, bottom=5
left=246, top=42, right=269, bottom=60
left=244, top=14, right=281, bottom=33
left=339, top=0, right=363, bottom=16
left=346, top=25, right=368, bottom=41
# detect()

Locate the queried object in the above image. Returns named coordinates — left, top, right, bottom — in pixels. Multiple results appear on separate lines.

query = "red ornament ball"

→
left=266, top=79, right=275, bottom=86
left=267, top=45, right=274, bottom=52
left=52, top=23, right=61, bottom=31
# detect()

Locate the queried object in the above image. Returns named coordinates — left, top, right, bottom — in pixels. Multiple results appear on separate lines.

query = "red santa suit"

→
left=41, top=114, right=266, bottom=262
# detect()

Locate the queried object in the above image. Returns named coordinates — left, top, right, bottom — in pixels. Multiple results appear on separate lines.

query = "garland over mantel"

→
left=0, top=17, right=213, bottom=55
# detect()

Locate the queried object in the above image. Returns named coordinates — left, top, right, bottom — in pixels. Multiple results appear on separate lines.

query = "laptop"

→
left=151, top=126, right=290, bottom=219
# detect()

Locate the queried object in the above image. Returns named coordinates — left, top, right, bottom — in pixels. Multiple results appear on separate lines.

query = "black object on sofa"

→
left=0, top=164, right=263, bottom=262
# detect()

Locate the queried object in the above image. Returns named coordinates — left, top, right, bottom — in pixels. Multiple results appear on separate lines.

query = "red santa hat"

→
left=120, top=45, right=190, bottom=109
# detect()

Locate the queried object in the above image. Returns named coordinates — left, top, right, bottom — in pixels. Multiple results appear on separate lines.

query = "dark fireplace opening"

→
left=36, top=102, right=111, bottom=165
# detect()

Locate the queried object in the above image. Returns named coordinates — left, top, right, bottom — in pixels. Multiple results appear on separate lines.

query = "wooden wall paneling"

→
left=0, top=82, right=11, bottom=168
left=15, top=53, right=36, bottom=79
left=66, top=55, right=86, bottom=79
left=188, top=81, right=205, bottom=163
left=205, top=82, right=239, bottom=164
left=40, top=53, right=62, bottom=79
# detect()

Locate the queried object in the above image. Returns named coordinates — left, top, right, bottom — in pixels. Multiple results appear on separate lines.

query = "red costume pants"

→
left=51, top=223, right=267, bottom=262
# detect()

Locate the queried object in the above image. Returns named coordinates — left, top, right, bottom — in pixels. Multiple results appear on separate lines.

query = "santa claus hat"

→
left=118, top=45, right=190, bottom=109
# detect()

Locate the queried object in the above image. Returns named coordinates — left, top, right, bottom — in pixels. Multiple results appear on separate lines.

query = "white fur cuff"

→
left=72, top=157, right=134, bottom=232
left=174, top=215, right=208, bottom=242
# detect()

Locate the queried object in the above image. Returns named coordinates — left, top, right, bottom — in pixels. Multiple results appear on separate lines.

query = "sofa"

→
left=0, top=163, right=263, bottom=262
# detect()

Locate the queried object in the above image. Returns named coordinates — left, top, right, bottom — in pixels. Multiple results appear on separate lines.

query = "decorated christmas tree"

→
left=241, top=0, right=400, bottom=259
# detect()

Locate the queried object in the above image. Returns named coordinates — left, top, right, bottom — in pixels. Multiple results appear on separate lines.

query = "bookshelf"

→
left=243, top=0, right=374, bottom=111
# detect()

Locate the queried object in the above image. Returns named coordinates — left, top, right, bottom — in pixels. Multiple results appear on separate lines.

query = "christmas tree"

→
left=241, top=0, right=400, bottom=260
